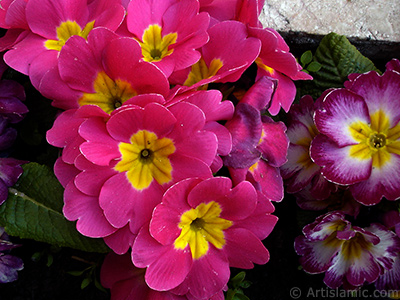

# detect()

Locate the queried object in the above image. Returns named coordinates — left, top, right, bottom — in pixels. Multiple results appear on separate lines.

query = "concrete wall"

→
left=260, top=0, right=400, bottom=42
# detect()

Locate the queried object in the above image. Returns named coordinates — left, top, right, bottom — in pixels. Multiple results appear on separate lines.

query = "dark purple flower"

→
left=223, top=76, right=288, bottom=202
left=0, top=58, right=28, bottom=124
left=0, top=157, right=26, bottom=205
left=0, top=228, right=23, bottom=284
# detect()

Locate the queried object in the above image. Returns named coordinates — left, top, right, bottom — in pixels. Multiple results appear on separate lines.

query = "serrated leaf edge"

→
left=8, top=187, right=64, bottom=217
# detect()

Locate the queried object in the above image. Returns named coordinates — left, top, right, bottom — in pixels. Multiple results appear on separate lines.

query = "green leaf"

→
left=240, top=280, right=252, bottom=289
left=67, top=270, right=86, bottom=277
left=312, top=32, right=379, bottom=90
left=81, top=277, right=92, bottom=289
left=234, top=294, right=250, bottom=300
left=230, top=271, right=246, bottom=287
left=46, top=254, right=54, bottom=267
left=0, top=162, right=110, bottom=253
left=307, top=61, right=322, bottom=73
left=300, top=50, right=313, bottom=66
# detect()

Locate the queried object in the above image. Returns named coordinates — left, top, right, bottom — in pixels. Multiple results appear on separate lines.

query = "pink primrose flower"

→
left=170, top=20, right=261, bottom=90
left=38, top=27, right=170, bottom=112
left=132, top=177, right=276, bottom=299
left=295, top=211, right=400, bottom=289
left=47, top=105, right=134, bottom=253
left=47, top=98, right=218, bottom=252
left=310, top=69, right=400, bottom=205
left=250, top=26, right=312, bottom=115
left=3, top=0, right=125, bottom=89
left=280, top=95, right=337, bottom=200
left=126, top=0, right=209, bottom=77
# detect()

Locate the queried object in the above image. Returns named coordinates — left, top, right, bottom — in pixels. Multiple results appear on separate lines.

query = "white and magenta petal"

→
left=310, top=134, right=372, bottom=185
left=314, top=89, right=371, bottom=147
left=348, top=70, right=400, bottom=126
left=349, top=153, right=400, bottom=205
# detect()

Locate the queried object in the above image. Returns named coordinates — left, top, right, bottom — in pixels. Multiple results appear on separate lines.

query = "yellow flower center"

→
left=348, top=109, right=400, bottom=168
left=341, top=232, right=371, bottom=261
left=78, top=71, right=137, bottom=114
left=184, top=58, right=223, bottom=89
left=139, top=24, right=177, bottom=62
left=255, top=57, right=275, bottom=75
left=295, top=124, right=319, bottom=168
left=174, top=201, right=232, bottom=259
left=114, top=130, right=175, bottom=190
left=45, top=20, right=95, bottom=51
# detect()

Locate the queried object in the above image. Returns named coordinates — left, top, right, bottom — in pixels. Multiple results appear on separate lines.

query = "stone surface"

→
left=260, top=0, right=400, bottom=42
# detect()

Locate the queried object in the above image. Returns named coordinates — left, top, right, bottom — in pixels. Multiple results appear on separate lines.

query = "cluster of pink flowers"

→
left=4, top=0, right=398, bottom=296
left=0, top=0, right=314, bottom=298
left=283, top=60, right=400, bottom=292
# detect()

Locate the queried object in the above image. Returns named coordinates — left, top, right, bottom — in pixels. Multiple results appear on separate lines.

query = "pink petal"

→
left=224, top=228, right=270, bottom=269
left=168, top=102, right=206, bottom=139
left=3, top=32, right=47, bottom=75
left=74, top=164, right=116, bottom=196
left=103, top=224, right=136, bottom=255
left=63, top=181, right=117, bottom=238
left=233, top=192, right=277, bottom=240
left=87, top=0, right=125, bottom=30
left=58, top=35, right=103, bottom=92
left=203, top=20, right=261, bottom=83
left=127, top=0, right=175, bottom=38
left=204, top=122, right=232, bottom=156
left=145, top=246, right=192, bottom=291
left=239, top=76, right=276, bottom=111
left=36, top=61, right=82, bottom=110
left=53, top=158, right=80, bottom=188
left=175, top=89, right=234, bottom=122
left=263, top=70, right=297, bottom=115
left=79, top=118, right=120, bottom=166
left=100, top=173, right=164, bottom=233
left=103, top=37, right=170, bottom=97
left=172, top=246, right=229, bottom=300
left=26, top=0, right=88, bottom=38
left=250, top=160, right=283, bottom=202
left=169, top=154, right=213, bottom=183
left=189, top=177, right=257, bottom=220
left=107, top=103, right=176, bottom=143
left=258, top=117, right=288, bottom=167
